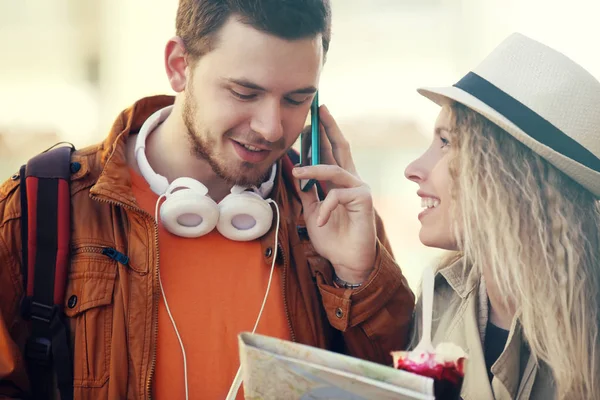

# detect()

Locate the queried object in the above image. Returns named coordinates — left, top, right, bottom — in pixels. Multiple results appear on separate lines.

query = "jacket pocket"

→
left=63, top=251, right=117, bottom=388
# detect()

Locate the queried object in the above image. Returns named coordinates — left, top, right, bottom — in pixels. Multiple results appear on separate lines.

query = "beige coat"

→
left=410, top=259, right=555, bottom=400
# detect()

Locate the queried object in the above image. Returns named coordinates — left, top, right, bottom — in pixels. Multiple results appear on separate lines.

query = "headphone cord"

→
left=154, top=195, right=281, bottom=400
left=225, top=199, right=280, bottom=400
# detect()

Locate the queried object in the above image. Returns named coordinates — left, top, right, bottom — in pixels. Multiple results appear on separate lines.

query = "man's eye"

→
left=285, top=97, right=311, bottom=106
left=231, top=90, right=256, bottom=100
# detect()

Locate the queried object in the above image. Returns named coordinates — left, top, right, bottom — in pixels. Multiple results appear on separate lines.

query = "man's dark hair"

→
left=176, top=0, right=331, bottom=60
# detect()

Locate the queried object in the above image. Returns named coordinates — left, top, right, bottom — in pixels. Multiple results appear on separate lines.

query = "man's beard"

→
left=182, top=90, right=272, bottom=188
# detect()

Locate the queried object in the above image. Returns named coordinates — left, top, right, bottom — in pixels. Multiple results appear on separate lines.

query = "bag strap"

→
left=20, top=144, right=75, bottom=400
left=286, top=147, right=300, bottom=166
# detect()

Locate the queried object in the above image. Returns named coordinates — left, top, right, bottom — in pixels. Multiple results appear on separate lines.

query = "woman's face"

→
left=404, top=106, right=458, bottom=250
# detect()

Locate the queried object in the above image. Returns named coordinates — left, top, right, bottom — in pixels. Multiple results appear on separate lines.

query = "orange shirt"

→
left=129, top=169, right=291, bottom=399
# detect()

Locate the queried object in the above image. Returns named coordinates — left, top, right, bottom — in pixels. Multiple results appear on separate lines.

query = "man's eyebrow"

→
left=227, top=78, right=266, bottom=91
left=287, top=86, right=317, bottom=95
left=226, top=78, right=317, bottom=95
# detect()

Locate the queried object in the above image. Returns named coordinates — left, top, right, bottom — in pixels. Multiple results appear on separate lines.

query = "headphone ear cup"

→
left=160, top=189, right=219, bottom=238
left=217, top=192, right=273, bottom=241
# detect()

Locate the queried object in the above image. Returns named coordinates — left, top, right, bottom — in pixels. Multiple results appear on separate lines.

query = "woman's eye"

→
left=440, top=137, right=450, bottom=148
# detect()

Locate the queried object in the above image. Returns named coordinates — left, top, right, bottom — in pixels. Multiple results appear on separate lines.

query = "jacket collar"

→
left=85, top=95, right=301, bottom=244
left=89, top=95, right=175, bottom=208
left=88, top=95, right=299, bottom=208
left=437, top=255, right=479, bottom=300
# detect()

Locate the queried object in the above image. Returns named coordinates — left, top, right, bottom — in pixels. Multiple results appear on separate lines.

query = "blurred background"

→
left=1, top=0, right=599, bottom=290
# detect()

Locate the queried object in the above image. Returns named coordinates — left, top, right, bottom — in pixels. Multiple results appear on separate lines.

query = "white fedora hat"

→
left=418, top=32, right=600, bottom=198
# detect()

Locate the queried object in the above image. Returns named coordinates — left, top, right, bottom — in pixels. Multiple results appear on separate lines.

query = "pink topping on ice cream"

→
left=391, top=343, right=467, bottom=385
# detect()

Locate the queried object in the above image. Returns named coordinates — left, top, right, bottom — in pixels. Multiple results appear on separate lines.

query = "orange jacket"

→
left=0, top=95, right=415, bottom=399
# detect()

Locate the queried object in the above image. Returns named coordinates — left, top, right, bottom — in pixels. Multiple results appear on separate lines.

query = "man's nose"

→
left=250, top=101, right=284, bottom=143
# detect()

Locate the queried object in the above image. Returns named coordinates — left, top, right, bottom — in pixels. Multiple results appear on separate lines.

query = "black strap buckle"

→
left=24, top=301, right=59, bottom=366
left=25, top=336, right=52, bottom=366
left=29, top=301, right=56, bottom=323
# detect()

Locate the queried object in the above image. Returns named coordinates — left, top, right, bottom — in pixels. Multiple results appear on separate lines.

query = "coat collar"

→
left=87, top=95, right=300, bottom=211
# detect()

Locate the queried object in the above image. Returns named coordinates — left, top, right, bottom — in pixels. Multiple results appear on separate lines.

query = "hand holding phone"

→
left=300, top=92, right=320, bottom=192
left=291, top=102, right=378, bottom=284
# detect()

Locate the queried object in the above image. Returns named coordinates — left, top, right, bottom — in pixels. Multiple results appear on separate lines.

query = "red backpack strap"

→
left=20, top=144, right=74, bottom=400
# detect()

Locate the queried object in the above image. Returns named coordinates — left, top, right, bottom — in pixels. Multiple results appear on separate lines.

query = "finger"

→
left=300, top=125, right=311, bottom=162
left=301, top=122, right=336, bottom=167
left=314, top=123, right=335, bottom=192
left=292, top=164, right=363, bottom=189
left=318, top=122, right=336, bottom=166
left=316, top=187, right=372, bottom=226
left=319, top=105, right=358, bottom=174
left=291, top=170, right=321, bottom=214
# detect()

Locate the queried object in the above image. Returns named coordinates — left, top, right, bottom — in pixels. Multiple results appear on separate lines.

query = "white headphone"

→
left=135, top=106, right=281, bottom=399
left=134, top=105, right=277, bottom=241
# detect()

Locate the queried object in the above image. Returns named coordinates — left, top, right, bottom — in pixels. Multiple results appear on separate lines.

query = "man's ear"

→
left=165, top=36, right=188, bottom=93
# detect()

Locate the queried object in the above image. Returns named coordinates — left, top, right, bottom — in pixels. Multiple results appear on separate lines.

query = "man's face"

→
left=182, top=16, right=324, bottom=187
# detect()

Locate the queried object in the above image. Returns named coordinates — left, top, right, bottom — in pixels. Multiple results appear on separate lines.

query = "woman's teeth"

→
left=421, top=197, right=440, bottom=209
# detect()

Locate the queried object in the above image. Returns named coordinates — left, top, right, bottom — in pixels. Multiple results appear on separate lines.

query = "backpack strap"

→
left=20, top=145, right=74, bottom=400
left=286, top=147, right=300, bottom=166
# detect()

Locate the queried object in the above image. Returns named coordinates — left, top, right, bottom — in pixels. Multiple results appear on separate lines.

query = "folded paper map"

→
left=237, top=332, right=436, bottom=399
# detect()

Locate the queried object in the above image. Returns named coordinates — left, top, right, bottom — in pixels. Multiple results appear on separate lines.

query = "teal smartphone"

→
left=300, top=92, right=320, bottom=192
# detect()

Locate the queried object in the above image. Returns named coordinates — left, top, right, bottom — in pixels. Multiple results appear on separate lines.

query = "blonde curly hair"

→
left=445, top=102, right=600, bottom=399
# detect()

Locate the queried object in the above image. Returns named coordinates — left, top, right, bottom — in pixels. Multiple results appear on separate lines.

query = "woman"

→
left=404, top=33, right=600, bottom=399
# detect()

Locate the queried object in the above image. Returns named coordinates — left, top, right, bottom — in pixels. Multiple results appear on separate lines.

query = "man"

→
left=0, top=0, right=414, bottom=398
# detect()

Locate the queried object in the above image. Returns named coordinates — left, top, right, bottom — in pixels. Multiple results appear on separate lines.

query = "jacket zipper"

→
left=102, top=247, right=130, bottom=264
left=147, top=218, right=159, bottom=400
left=72, top=246, right=130, bottom=265
left=89, top=195, right=160, bottom=400
left=279, top=242, right=296, bottom=343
